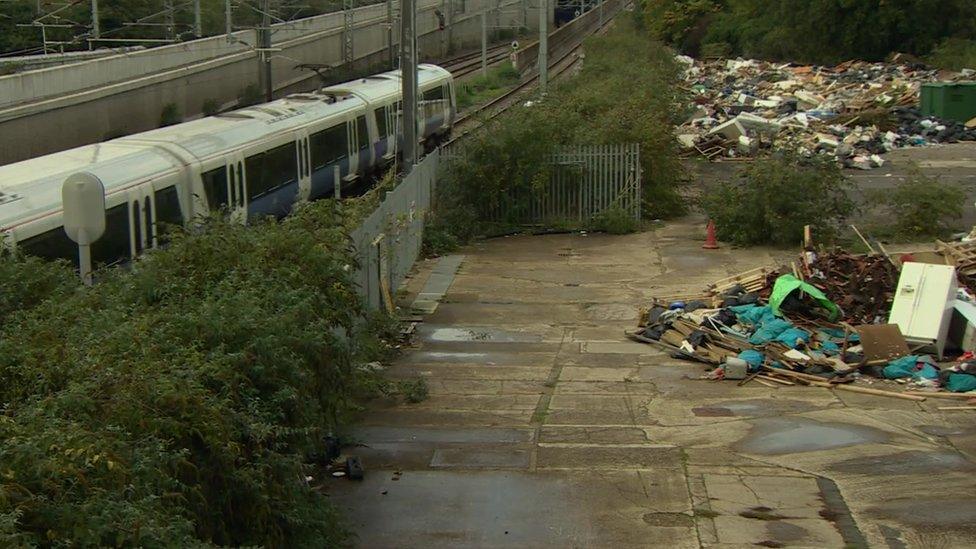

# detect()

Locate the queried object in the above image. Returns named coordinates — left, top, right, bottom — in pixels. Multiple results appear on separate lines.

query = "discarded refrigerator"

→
left=888, top=263, right=957, bottom=359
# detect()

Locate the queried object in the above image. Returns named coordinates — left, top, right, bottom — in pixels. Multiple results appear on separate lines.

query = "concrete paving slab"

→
left=329, top=470, right=698, bottom=549
left=430, top=448, right=531, bottom=469
left=535, top=445, right=682, bottom=469
left=342, top=219, right=976, bottom=547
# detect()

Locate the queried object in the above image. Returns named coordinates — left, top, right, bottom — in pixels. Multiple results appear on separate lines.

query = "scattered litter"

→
left=628, top=229, right=976, bottom=401
left=675, top=56, right=976, bottom=167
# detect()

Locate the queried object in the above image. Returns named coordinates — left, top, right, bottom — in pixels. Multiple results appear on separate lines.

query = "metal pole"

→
left=446, top=0, right=454, bottom=53
left=225, top=0, right=233, bottom=39
left=539, top=0, right=548, bottom=94
left=481, top=9, right=487, bottom=77
left=79, top=244, right=93, bottom=287
left=194, top=0, right=202, bottom=37
left=387, top=0, right=394, bottom=68
left=164, top=0, right=175, bottom=40
left=400, top=0, right=418, bottom=171
left=260, top=0, right=273, bottom=102
left=91, top=0, right=100, bottom=41
left=334, top=165, right=342, bottom=199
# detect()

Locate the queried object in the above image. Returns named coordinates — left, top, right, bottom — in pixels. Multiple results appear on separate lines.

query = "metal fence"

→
left=349, top=151, right=439, bottom=311
left=349, top=143, right=638, bottom=309
left=445, top=142, right=642, bottom=225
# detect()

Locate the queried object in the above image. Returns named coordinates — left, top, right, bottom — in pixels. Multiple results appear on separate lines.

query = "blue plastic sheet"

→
left=947, top=373, right=976, bottom=393
left=775, top=327, right=810, bottom=348
left=883, top=356, right=938, bottom=380
left=738, top=350, right=765, bottom=373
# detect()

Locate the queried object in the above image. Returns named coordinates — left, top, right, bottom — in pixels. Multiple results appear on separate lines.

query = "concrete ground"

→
left=327, top=218, right=976, bottom=548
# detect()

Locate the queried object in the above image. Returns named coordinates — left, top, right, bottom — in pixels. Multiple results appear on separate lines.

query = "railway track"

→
left=442, top=44, right=513, bottom=80
left=444, top=13, right=617, bottom=146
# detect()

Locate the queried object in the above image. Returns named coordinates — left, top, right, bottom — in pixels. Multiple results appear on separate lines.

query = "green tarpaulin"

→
left=769, top=274, right=840, bottom=321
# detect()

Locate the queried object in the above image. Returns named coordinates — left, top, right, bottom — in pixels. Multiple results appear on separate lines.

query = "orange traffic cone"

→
left=702, top=220, right=720, bottom=250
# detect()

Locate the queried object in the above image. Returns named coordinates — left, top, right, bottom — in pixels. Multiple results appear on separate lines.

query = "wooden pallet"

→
left=937, top=240, right=976, bottom=275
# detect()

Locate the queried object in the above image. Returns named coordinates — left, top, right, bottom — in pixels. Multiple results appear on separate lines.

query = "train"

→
left=0, top=64, right=456, bottom=268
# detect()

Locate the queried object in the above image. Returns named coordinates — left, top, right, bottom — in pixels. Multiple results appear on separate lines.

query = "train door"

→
left=346, top=117, right=359, bottom=182
left=296, top=131, right=312, bottom=202
left=127, top=184, right=156, bottom=258
left=226, top=153, right=247, bottom=223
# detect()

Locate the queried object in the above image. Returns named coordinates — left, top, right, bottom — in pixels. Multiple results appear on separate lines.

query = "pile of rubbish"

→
left=628, top=239, right=976, bottom=403
left=675, top=56, right=976, bottom=169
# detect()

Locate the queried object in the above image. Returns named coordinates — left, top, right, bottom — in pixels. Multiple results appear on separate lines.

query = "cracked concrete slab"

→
left=327, top=220, right=976, bottom=548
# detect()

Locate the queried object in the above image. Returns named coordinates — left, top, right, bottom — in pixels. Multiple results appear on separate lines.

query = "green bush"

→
left=455, top=64, right=521, bottom=110
left=159, top=102, right=182, bottom=127
left=0, top=201, right=393, bottom=546
left=645, top=0, right=976, bottom=64
left=701, top=154, right=855, bottom=246
left=871, top=168, right=966, bottom=240
left=202, top=98, right=222, bottom=116
left=590, top=205, right=639, bottom=234
left=928, top=38, right=976, bottom=71
left=422, top=225, right=460, bottom=257
left=435, top=18, right=686, bottom=242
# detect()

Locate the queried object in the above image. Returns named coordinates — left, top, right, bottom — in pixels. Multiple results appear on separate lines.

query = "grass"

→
left=455, top=64, right=521, bottom=110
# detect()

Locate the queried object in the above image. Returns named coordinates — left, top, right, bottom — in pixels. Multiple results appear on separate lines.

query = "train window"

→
left=19, top=227, right=79, bottom=267
left=309, top=124, right=348, bottom=170
left=155, top=186, right=183, bottom=243
left=423, top=86, right=444, bottom=101
left=132, top=200, right=142, bottom=256
left=92, top=204, right=130, bottom=266
left=245, top=142, right=298, bottom=201
left=202, top=166, right=229, bottom=210
left=356, top=115, right=369, bottom=150
left=375, top=107, right=387, bottom=137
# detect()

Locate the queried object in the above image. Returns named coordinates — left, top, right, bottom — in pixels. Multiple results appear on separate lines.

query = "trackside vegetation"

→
left=0, top=200, right=399, bottom=546
left=640, top=0, right=976, bottom=69
left=429, top=15, right=686, bottom=244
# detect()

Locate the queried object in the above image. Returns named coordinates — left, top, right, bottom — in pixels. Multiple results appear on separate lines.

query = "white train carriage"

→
left=0, top=64, right=455, bottom=268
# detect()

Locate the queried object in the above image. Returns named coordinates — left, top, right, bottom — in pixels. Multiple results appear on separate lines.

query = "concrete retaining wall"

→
left=0, top=0, right=543, bottom=166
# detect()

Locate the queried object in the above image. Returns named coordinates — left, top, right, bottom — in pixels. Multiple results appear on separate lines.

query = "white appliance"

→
left=888, top=263, right=957, bottom=359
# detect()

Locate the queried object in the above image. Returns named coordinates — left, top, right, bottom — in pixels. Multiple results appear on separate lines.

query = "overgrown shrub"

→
left=202, top=97, right=222, bottom=116
left=645, top=0, right=976, bottom=64
left=159, top=102, right=182, bottom=127
left=0, top=251, right=77, bottom=323
left=701, top=153, right=855, bottom=246
left=590, top=205, right=639, bottom=234
left=871, top=168, right=966, bottom=240
left=435, top=18, right=685, bottom=242
left=0, top=200, right=393, bottom=546
left=455, top=64, right=521, bottom=109
left=928, top=38, right=976, bottom=71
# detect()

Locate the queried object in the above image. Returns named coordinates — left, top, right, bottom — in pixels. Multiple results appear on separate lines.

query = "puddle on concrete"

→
left=715, top=399, right=820, bottom=417
left=870, top=498, right=976, bottom=531
left=766, top=521, right=808, bottom=542
left=918, top=424, right=974, bottom=437
left=416, top=351, right=492, bottom=361
left=737, top=417, right=888, bottom=455
left=416, top=325, right=542, bottom=343
left=816, top=476, right=869, bottom=547
left=692, top=406, right=735, bottom=417
left=641, top=512, right=694, bottom=527
left=830, top=450, right=976, bottom=476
